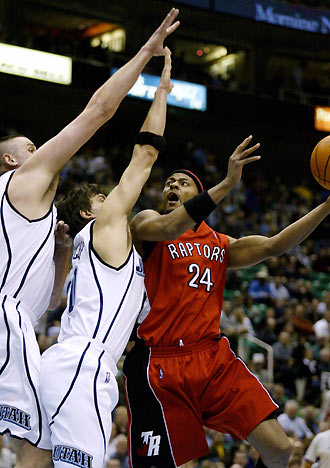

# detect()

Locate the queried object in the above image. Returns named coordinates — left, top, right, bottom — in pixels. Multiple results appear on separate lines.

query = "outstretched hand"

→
left=158, top=47, right=173, bottom=94
left=225, top=135, right=261, bottom=186
left=54, top=220, right=72, bottom=248
left=144, top=8, right=180, bottom=57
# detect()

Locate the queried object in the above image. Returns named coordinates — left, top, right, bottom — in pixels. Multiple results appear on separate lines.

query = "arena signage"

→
left=314, top=106, right=330, bottom=132
left=214, top=0, right=330, bottom=34
left=0, top=43, right=72, bottom=84
left=111, top=68, right=207, bottom=111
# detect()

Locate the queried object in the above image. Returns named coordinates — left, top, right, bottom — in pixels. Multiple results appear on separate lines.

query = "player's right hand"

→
left=158, top=47, right=173, bottom=94
left=225, top=136, right=261, bottom=187
left=143, top=8, right=180, bottom=57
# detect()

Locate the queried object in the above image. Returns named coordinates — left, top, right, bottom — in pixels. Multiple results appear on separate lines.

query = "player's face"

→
left=162, top=173, right=199, bottom=212
left=89, top=193, right=106, bottom=216
left=11, top=137, right=36, bottom=167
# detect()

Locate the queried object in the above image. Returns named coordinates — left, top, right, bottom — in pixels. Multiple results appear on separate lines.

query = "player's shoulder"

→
left=131, top=209, right=161, bottom=226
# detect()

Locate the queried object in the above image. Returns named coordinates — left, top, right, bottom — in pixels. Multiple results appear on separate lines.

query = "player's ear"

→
left=3, top=153, right=18, bottom=168
left=80, top=209, right=94, bottom=220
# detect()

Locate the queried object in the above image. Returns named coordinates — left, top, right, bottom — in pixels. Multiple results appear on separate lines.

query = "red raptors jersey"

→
left=137, top=222, right=229, bottom=346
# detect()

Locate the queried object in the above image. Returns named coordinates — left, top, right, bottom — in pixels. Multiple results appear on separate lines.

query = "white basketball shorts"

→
left=0, top=294, right=51, bottom=449
left=40, top=337, right=119, bottom=468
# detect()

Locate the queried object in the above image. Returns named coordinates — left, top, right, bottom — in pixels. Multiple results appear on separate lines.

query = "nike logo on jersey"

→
left=167, top=242, right=226, bottom=263
left=0, top=405, right=31, bottom=430
left=136, top=258, right=145, bottom=277
left=139, top=431, right=161, bottom=456
left=72, top=241, right=84, bottom=260
left=53, top=445, right=93, bottom=468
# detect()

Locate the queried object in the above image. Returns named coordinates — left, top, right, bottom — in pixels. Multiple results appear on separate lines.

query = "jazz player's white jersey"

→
left=40, top=220, right=146, bottom=468
left=0, top=170, right=56, bottom=448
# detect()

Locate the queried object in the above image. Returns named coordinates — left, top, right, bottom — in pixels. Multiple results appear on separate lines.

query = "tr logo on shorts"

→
left=53, top=445, right=93, bottom=468
left=0, top=405, right=31, bottom=430
left=138, top=431, right=161, bottom=457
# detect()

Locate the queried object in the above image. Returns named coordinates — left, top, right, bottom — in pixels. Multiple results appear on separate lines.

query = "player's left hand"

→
left=55, top=220, right=72, bottom=248
left=143, top=8, right=180, bottom=57
left=225, top=135, right=261, bottom=187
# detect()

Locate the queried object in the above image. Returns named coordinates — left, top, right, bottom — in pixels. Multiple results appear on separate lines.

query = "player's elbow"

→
left=134, top=144, right=159, bottom=164
left=89, top=92, right=118, bottom=122
left=266, top=236, right=287, bottom=257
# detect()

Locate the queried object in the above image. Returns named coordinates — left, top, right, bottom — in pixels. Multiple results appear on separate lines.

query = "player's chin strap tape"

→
left=183, top=191, right=217, bottom=225
left=134, top=132, right=166, bottom=154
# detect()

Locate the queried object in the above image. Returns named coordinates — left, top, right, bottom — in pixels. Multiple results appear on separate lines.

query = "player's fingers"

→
left=63, top=223, right=70, bottom=233
left=162, top=8, right=179, bottom=29
left=239, top=143, right=260, bottom=158
left=235, top=135, right=253, bottom=152
left=166, top=20, right=180, bottom=35
left=241, top=156, right=261, bottom=165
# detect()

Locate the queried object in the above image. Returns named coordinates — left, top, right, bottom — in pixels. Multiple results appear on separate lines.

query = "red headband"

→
left=169, top=169, right=204, bottom=193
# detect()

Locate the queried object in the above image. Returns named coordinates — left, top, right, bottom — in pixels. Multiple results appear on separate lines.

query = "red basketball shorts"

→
left=123, top=335, right=278, bottom=468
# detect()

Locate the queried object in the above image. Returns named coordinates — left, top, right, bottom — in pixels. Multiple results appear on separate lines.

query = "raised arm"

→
left=9, top=9, right=180, bottom=218
left=228, top=196, right=330, bottom=269
left=131, top=135, right=260, bottom=243
left=92, top=49, right=173, bottom=265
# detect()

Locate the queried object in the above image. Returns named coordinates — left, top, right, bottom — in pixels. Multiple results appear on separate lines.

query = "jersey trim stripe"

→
left=50, top=342, right=91, bottom=426
left=89, top=245, right=104, bottom=340
left=4, top=172, right=54, bottom=223
left=0, top=296, right=10, bottom=375
left=223, top=336, right=279, bottom=408
left=17, top=302, right=43, bottom=445
left=0, top=194, right=12, bottom=293
left=123, top=374, right=133, bottom=468
left=90, top=222, right=134, bottom=271
left=93, top=350, right=107, bottom=453
left=13, top=210, right=54, bottom=298
left=102, top=254, right=135, bottom=344
left=145, top=348, right=177, bottom=467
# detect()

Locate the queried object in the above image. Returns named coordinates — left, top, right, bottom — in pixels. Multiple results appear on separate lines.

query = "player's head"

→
left=57, top=184, right=106, bottom=238
left=0, top=135, right=36, bottom=170
left=162, top=169, right=203, bottom=212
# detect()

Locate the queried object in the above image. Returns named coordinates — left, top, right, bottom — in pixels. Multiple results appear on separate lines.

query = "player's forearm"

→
left=208, top=177, right=236, bottom=204
left=49, top=244, right=71, bottom=310
left=269, top=199, right=330, bottom=257
left=140, top=88, right=168, bottom=136
left=87, top=46, right=152, bottom=120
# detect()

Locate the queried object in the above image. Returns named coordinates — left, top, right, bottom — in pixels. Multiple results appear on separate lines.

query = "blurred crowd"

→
left=16, top=135, right=326, bottom=468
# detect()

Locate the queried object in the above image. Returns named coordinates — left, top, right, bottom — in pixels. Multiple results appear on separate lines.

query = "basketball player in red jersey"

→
left=124, top=148, right=330, bottom=468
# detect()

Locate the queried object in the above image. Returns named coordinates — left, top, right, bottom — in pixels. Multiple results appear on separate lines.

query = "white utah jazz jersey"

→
left=0, top=170, right=56, bottom=325
left=58, top=220, right=146, bottom=363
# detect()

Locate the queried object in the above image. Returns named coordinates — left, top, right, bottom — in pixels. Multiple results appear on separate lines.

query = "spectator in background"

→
left=269, top=276, right=290, bottom=303
left=106, top=461, right=121, bottom=468
left=313, top=246, right=330, bottom=273
left=113, top=406, right=128, bottom=435
left=270, top=383, right=287, bottom=415
left=249, top=353, right=270, bottom=385
left=313, top=309, right=330, bottom=340
left=0, top=436, right=16, bottom=468
left=273, top=331, right=296, bottom=393
left=232, top=450, right=248, bottom=467
left=301, top=405, right=319, bottom=436
left=277, top=400, right=313, bottom=441
left=258, top=317, right=278, bottom=345
left=110, top=434, right=129, bottom=468
left=248, top=268, right=273, bottom=304
left=301, top=423, right=330, bottom=468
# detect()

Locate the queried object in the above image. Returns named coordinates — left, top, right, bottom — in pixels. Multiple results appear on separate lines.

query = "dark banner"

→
left=175, top=0, right=211, bottom=8
left=215, top=0, right=330, bottom=34
left=175, top=0, right=330, bottom=34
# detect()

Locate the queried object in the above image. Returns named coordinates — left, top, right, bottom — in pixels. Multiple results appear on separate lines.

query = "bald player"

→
left=0, top=8, right=180, bottom=468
